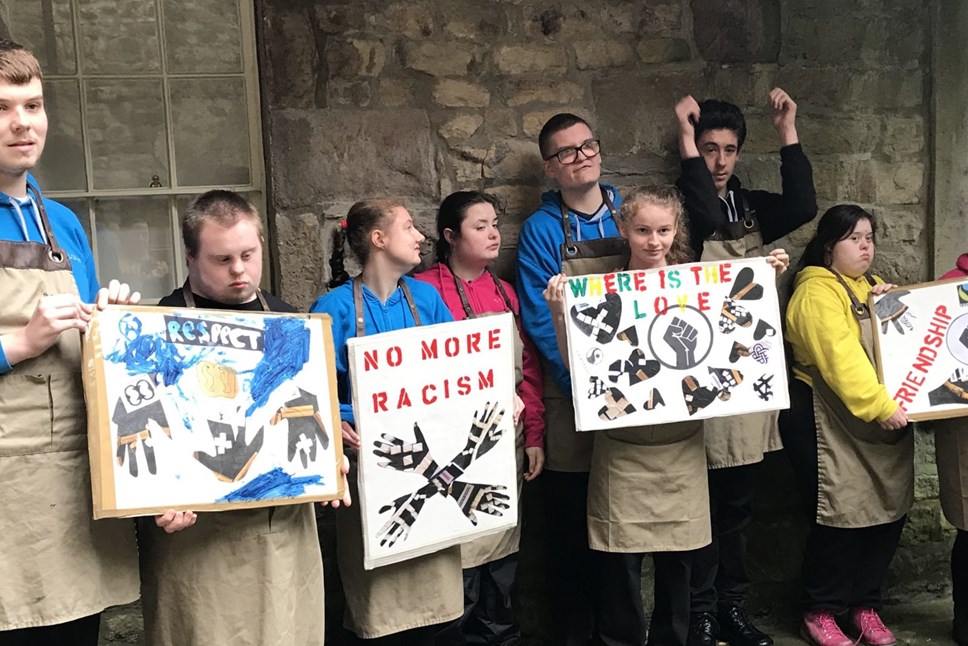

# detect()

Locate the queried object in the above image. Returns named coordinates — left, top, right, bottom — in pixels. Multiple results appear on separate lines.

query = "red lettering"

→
left=658, top=270, right=666, bottom=289
left=457, top=376, right=471, bottom=395
left=697, top=291, right=710, bottom=311
left=445, top=337, right=459, bottom=357
left=467, top=332, right=481, bottom=353
left=422, top=384, right=437, bottom=405
left=603, top=273, right=616, bottom=293
left=654, top=296, right=668, bottom=314
left=690, top=266, right=703, bottom=285
left=477, top=369, right=494, bottom=389
left=396, top=388, right=412, bottom=408
left=633, top=272, right=647, bottom=292
left=364, top=350, right=379, bottom=371
left=720, top=263, right=732, bottom=283
left=387, top=346, right=402, bottom=367
left=488, top=328, right=501, bottom=349
left=372, top=391, right=388, bottom=412
left=421, top=339, right=438, bottom=360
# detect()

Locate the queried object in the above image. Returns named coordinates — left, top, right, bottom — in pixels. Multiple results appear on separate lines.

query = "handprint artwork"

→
left=874, top=290, right=915, bottom=334
left=372, top=404, right=511, bottom=547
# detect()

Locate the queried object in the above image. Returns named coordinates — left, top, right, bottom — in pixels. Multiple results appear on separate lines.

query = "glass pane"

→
left=93, top=196, right=176, bottom=300
left=0, top=0, right=77, bottom=75
left=77, top=0, right=161, bottom=74
left=55, top=197, right=91, bottom=243
left=163, top=0, right=243, bottom=74
left=32, top=80, right=87, bottom=191
left=169, top=77, right=250, bottom=187
left=86, top=79, right=170, bottom=190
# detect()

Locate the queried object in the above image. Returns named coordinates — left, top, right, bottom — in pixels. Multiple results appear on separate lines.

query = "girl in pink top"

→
left=414, top=190, right=545, bottom=645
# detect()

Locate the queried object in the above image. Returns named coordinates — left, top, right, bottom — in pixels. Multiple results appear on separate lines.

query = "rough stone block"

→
left=438, top=113, right=484, bottom=143
left=869, top=160, right=924, bottom=205
left=269, top=108, right=438, bottom=208
left=326, top=79, right=371, bottom=107
left=483, top=109, right=519, bottom=138
left=312, top=4, right=364, bottom=35
left=403, top=41, right=481, bottom=76
left=493, top=45, right=567, bottom=75
left=523, top=6, right=605, bottom=39
left=639, top=3, right=683, bottom=35
left=274, top=210, right=325, bottom=310
left=379, top=78, right=414, bottom=108
left=878, top=117, right=925, bottom=161
left=489, top=183, right=544, bottom=221
left=325, top=39, right=386, bottom=78
left=574, top=40, right=633, bottom=70
left=875, top=243, right=929, bottom=284
left=382, top=3, right=434, bottom=39
left=523, top=108, right=593, bottom=138
left=877, top=205, right=927, bottom=246
left=690, top=0, right=780, bottom=63
left=433, top=79, right=491, bottom=108
left=450, top=146, right=490, bottom=182
left=505, top=79, right=585, bottom=107
left=637, top=38, right=692, bottom=64
left=260, top=3, right=316, bottom=109
left=900, top=500, right=944, bottom=546
left=486, top=139, right=544, bottom=183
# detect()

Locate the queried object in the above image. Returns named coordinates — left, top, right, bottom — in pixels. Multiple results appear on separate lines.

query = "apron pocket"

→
left=212, top=506, right=279, bottom=539
left=606, top=422, right=699, bottom=446
left=0, top=373, right=54, bottom=456
left=50, top=372, right=87, bottom=452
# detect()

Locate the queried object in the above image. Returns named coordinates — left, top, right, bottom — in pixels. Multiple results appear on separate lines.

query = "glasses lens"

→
left=556, top=147, right=578, bottom=164
left=581, top=140, right=601, bottom=157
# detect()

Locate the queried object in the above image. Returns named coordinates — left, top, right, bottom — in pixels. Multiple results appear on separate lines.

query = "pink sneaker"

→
left=800, top=610, right=853, bottom=646
left=849, top=607, right=896, bottom=646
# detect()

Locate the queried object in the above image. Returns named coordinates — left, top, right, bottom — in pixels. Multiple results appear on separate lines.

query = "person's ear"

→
left=370, top=227, right=386, bottom=251
left=443, top=227, right=458, bottom=246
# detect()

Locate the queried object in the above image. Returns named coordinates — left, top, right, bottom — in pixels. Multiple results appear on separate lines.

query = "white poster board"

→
left=563, top=258, right=789, bottom=431
left=83, top=306, right=345, bottom=518
left=872, top=277, right=968, bottom=421
left=348, top=314, right=518, bottom=570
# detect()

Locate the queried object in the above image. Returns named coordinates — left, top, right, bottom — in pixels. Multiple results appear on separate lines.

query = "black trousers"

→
left=595, top=551, right=693, bottom=646
left=953, top=530, right=968, bottom=615
left=0, top=613, right=100, bottom=646
left=779, top=378, right=905, bottom=612
left=689, top=463, right=757, bottom=613
left=460, top=553, right=520, bottom=645
left=543, top=469, right=599, bottom=645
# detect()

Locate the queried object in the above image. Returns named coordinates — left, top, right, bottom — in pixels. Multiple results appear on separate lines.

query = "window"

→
left=1, top=0, right=266, bottom=300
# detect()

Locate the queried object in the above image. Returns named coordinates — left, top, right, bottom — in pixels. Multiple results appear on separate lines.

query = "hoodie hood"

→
left=535, top=184, right=621, bottom=243
left=942, top=253, right=968, bottom=279
left=794, top=265, right=837, bottom=290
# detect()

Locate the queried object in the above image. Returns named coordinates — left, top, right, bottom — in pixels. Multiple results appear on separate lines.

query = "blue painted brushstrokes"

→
left=106, top=314, right=208, bottom=386
left=218, top=467, right=322, bottom=502
left=245, top=318, right=311, bottom=416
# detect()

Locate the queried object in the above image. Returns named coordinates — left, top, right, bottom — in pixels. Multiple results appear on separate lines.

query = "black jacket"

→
left=158, top=287, right=296, bottom=313
left=676, top=143, right=818, bottom=259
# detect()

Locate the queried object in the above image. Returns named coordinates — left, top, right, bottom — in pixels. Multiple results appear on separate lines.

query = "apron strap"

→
left=26, top=184, right=70, bottom=267
left=182, top=279, right=269, bottom=310
left=353, top=277, right=422, bottom=337
left=831, top=270, right=873, bottom=321
left=558, top=186, right=617, bottom=253
left=450, top=265, right=514, bottom=319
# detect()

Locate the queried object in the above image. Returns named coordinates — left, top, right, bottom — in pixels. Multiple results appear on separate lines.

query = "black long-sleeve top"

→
left=676, top=143, right=818, bottom=259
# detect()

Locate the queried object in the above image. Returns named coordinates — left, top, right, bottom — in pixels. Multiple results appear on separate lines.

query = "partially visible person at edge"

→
left=779, top=205, right=911, bottom=646
left=312, top=199, right=479, bottom=645
left=516, top=112, right=626, bottom=645
left=931, top=251, right=968, bottom=646
left=138, top=189, right=350, bottom=645
left=414, top=190, right=546, bottom=644
left=674, top=89, right=818, bottom=646
left=0, top=38, right=145, bottom=645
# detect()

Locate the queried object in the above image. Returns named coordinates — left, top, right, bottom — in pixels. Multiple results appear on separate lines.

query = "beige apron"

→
left=0, top=191, right=139, bottom=630
left=337, top=278, right=463, bottom=638
left=807, top=273, right=914, bottom=528
left=699, top=197, right=779, bottom=468
left=933, top=418, right=968, bottom=530
left=543, top=190, right=629, bottom=472
left=588, top=420, right=710, bottom=553
left=138, top=282, right=324, bottom=646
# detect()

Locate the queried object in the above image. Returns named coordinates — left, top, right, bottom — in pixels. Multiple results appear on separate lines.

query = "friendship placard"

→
left=348, top=314, right=518, bottom=570
left=872, top=277, right=968, bottom=421
left=563, top=258, right=789, bottom=431
left=83, top=305, right=345, bottom=518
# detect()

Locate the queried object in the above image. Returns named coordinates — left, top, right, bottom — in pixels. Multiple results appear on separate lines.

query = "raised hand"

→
left=449, top=481, right=510, bottom=525
left=674, top=95, right=702, bottom=159
left=769, top=87, right=798, bottom=146
left=663, top=316, right=698, bottom=369
left=452, top=402, right=505, bottom=472
left=373, top=422, right=439, bottom=477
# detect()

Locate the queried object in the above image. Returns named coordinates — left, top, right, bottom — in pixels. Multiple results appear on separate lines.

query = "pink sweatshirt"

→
left=414, top=263, right=546, bottom=449
left=941, top=253, right=968, bottom=280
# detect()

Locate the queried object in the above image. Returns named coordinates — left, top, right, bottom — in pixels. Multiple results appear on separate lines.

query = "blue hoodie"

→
left=515, top=185, right=623, bottom=396
left=0, top=175, right=99, bottom=373
left=310, top=276, right=454, bottom=424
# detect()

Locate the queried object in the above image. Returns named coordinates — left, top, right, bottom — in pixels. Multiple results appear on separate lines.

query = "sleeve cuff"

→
left=779, top=143, right=805, bottom=157
left=0, top=340, right=11, bottom=374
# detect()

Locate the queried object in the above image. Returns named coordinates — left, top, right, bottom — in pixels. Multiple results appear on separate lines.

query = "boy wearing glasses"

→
left=516, top=113, right=626, bottom=645
left=673, top=90, right=818, bottom=646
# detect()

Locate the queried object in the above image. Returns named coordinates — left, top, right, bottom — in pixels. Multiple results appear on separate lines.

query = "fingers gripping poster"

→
left=348, top=314, right=518, bottom=570
left=83, top=306, right=345, bottom=518
left=872, top=278, right=968, bottom=421
left=563, top=258, right=790, bottom=431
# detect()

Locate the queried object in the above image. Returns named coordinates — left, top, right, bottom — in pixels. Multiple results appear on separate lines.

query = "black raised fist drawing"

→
left=664, top=316, right=699, bottom=369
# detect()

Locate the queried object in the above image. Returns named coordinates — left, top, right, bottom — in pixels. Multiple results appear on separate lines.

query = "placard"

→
left=348, top=314, right=518, bottom=570
left=872, top=277, right=968, bottom=421
left=562, top=258, right=789, bottom=431
left=83, top=305, right=345, bottom=518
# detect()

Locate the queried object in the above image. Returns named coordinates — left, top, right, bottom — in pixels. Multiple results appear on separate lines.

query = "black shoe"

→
left=718, top=605, right=773, bottom=646
left=687, top=612, right=719, bottom=646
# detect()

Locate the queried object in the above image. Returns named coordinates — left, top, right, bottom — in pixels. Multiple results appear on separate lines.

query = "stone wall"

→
left=256, top=0, right=949, bottom=638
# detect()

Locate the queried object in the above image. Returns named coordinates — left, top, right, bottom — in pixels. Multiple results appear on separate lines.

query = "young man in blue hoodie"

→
left=517, top=113, right=625, bottom=645
left=0, top=39, right=174, bottom=644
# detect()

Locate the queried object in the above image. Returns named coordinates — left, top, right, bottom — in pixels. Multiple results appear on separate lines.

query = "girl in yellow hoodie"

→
left=780, top=204, right=911, bottom=646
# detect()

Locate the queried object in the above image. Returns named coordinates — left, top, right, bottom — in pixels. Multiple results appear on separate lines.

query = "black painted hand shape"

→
left=663, top=316, right=698, bottom=369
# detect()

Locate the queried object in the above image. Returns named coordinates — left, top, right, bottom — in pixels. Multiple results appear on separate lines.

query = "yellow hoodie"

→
left=786, top=266, right=898, bottom=423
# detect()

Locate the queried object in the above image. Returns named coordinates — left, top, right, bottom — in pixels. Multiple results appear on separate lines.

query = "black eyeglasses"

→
left=544, top=139, right=601, bottom=164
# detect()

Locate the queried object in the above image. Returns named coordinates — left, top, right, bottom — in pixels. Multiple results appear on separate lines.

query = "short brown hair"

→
left=182, top=190, right=263, bottom=257
left=0, top=39, right=42, bottom=84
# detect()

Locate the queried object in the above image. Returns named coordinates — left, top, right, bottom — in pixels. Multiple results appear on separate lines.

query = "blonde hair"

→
left=618, top=185, right=692, bottom=266
left=0, top=39, right=42, bottom=84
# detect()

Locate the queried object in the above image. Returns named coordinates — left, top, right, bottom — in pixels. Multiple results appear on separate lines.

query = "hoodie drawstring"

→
left=8, top=194, right=46, bottom=244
